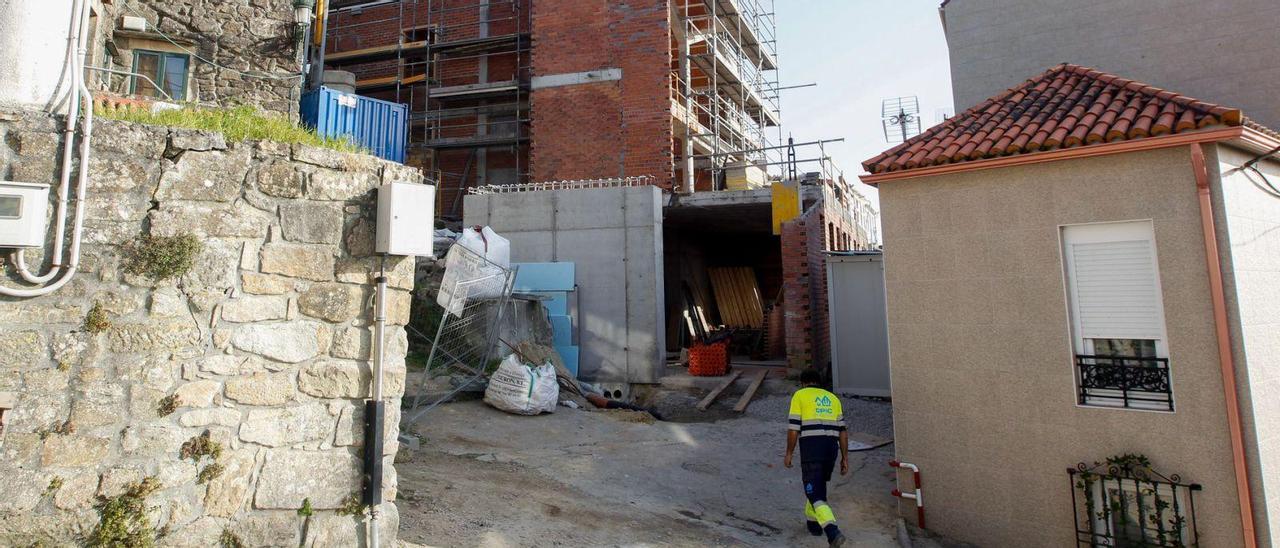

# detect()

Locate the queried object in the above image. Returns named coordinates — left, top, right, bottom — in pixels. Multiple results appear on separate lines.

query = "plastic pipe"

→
left=366, top=264, right=388, bottom=548
left=11, top=0, right=85, bottom=284
left=1190, top=142, right=1257, bottom=547
left=889, top=460, right=924, bottom=529
left=0, top=0, right=93, bottom=298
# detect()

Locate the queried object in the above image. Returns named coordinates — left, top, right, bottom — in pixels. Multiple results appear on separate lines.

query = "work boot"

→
left=806, top=520, right=823, bottom=536
left=828, top=532, right=847, bottom=547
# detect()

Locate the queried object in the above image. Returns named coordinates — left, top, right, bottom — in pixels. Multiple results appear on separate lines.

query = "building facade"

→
left=940, top=0, right=1280, bottom=130
left=864, top=65, right=1280, bottom=546
left=324, top=0, right=782, bottom=220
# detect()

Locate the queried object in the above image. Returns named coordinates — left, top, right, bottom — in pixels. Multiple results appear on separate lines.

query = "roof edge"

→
left=860, top=126, right=1250, bottom=185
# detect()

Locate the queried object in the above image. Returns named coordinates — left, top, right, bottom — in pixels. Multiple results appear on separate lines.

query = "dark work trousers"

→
left=802, top=459, right=841, bottom=542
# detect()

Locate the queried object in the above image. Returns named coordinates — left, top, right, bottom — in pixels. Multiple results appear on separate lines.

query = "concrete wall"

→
left=942, top=0, right=1280, bottom=128
left=463, top=186, right=666, bottom=385
left=0, top=109, right=420, bottom=546
left=879, top=147, right=1244, bottom=545
left=1216, top=144, right=1280, bottom=546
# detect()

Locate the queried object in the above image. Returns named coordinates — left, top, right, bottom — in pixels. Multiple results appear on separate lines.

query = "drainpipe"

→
left=1190, top=142, right=1257, bottom=547
left=364, top=259, right=388, bottom=548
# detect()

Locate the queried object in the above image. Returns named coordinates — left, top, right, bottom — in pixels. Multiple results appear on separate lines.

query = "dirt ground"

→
left=395, top=384, right=946, bottom=548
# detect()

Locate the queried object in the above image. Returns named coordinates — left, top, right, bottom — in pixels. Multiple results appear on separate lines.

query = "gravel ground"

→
left=393, top=379, right=932, bottom=548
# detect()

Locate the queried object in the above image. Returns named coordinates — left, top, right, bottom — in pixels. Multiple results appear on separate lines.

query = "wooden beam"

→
left=733, top=369, right=768, bottom=412
left=696, top=370, right=742, bottom=411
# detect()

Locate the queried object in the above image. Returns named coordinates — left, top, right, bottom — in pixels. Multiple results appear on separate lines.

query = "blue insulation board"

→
left=300, top=86, right=407, bottom=163
left=513, top=262, right=576, bottom=292
left=549, top=315, right=573, bottom=346
left=543, top=293, right=568, bottom=316
left=512, top=262, right=577, bottom=376
left=556, top=346, right=580, bottom=377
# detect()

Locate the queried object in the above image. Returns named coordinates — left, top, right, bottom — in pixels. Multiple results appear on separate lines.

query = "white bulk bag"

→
left=484, top=354, right=559, bottom=415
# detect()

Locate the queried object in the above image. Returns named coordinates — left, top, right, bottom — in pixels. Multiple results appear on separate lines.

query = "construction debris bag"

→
left=484, top=354, right=559, bottom=415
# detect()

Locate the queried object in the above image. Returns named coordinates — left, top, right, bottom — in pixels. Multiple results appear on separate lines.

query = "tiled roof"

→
left=862, top=64, right=1273, bottom=175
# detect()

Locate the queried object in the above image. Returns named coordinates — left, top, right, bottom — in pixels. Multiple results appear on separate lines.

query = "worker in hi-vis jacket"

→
left=784, top=369, right=849, bottom=547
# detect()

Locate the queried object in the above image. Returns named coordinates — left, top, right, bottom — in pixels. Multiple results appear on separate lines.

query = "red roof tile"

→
left=862, top=64, right=1276, bottom=175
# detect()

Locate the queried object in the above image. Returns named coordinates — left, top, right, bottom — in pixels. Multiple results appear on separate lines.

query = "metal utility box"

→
left=0, top=182, right=50, bottom=248
left=826, top=252, right=891, bottom=397
left=300, top=86, right=408, bottom=163
left=376, top=182, right=435, bottom=257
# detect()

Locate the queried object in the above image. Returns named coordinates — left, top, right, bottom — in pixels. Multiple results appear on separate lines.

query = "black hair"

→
left=799, top=369, right=822, bottom=387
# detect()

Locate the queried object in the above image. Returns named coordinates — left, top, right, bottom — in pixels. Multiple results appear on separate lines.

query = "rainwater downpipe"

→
left=364, top=258, right=389, bottom=548
left=0, top=0, right=93, bottom=298
left=1190, top=142, right=1257, bottom=547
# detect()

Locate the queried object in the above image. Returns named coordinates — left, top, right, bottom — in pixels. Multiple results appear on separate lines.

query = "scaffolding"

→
left=326, top=0, right=531, bottom=220
left=673, top=0, right=781, bottom=192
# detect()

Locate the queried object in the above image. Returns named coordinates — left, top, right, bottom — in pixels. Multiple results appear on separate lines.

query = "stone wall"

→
left=0, top=108, right=422, bottom=546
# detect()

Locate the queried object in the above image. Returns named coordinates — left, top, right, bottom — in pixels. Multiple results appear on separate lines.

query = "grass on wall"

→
left=96, top=104, right=365, bottom=154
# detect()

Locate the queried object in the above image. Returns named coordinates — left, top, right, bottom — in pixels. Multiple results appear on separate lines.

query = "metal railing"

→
left=1076, top=355, right=1173, bottom=411
left=403, top=243, right=516, bottom=423
left=469, top=175, right=655, bottom=195
left=1068, top=455, right=1200, bottom=547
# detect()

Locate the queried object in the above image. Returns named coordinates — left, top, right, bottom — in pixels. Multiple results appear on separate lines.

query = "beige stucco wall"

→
left=879, top=146, right=1243, bottom=546
left=1215, top=144, right=1280, bottom=546
left=942, top=0, right=1280, bottom=129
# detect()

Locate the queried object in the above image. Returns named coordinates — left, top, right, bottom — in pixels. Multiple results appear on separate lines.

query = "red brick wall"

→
left=780, top=203, right=831, bottom=371
left=529, top=0, right=673, bottom=187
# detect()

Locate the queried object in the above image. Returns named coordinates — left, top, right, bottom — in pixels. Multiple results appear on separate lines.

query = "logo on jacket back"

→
left=815, top=395, right=832, bottom=407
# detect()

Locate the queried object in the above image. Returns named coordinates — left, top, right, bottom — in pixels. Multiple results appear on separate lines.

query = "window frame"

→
left=1059, top=219, right=1174, bottom=413
left=130, top=49, right=190, bottom=101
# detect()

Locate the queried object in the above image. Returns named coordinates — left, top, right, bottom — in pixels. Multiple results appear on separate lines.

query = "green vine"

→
left=179, top=431, right=222, bottom=462
left=218, top=529, right=246, bottom=548
left=123, top=234, right=203, bottom=280
left=44, top=476, right=64, bottom=497
left=335, top=494, right=369, bottom=517
left=84, top=302, right=112, bottom=334
left=156, top=395, right=180, bottom=417
left=87, top=477, right=160, bottom=547
left=197, top=463, right=224, bottom=485
left=297, top=498, right=314, bottom=517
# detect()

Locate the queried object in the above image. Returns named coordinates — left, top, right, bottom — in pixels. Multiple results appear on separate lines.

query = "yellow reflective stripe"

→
left=804, top=501, right=817, bottom=520
left=812, top=501, right=836, bottom=526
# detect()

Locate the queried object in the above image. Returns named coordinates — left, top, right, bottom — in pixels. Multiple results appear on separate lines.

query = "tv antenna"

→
left=881, top=96, right=922, bottom=143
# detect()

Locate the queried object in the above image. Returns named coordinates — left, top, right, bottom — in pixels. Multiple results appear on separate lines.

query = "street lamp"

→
left=293, top=0, right=316, bottom=40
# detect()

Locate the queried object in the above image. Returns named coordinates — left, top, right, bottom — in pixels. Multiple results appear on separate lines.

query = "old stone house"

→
left=862, top=64, right=1280, bottom=546
left=84, top=0, right=308, bottom=115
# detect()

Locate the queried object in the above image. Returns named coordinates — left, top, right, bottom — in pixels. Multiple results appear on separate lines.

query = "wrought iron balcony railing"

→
left=1076, top=355, right=1173, bottom=412
left=1068, top=455, right=1200, bottom=547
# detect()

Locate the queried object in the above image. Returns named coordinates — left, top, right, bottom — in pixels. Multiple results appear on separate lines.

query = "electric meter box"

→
left=375, top=182, right=435, bottom=257
left=0, top=181, right=50, bottom=248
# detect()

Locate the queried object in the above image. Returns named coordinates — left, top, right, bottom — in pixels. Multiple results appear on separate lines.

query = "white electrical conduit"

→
left=1, top=0, right=93, bottom=297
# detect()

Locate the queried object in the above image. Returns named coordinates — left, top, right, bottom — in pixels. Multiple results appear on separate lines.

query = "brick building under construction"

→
left=323, top=0, right=879, bottom=376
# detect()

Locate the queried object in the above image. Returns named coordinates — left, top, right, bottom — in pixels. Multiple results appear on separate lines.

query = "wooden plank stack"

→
left=708, top=267, right=764, bottom=328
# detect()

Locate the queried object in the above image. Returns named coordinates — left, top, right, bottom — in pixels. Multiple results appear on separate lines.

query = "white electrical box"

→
left=376, top=182, right=435, bottom=257
left=120, top=16, right=148, bottom=32
left=0, top=182, right=50, bottom=248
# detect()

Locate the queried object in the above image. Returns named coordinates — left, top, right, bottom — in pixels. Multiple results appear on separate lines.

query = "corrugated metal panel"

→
left=300, top=86, right=407, bottom=163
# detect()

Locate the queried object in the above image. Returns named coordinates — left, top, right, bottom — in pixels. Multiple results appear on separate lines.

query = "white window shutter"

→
left=1062, top=222, right=1166, bottom=343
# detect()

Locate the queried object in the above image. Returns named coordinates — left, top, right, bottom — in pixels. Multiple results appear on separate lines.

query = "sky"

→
left=773, top=0, right=954, bottom=208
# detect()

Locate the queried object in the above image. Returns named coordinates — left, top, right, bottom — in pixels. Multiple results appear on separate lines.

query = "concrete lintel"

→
left=531, top=68, right=623, bottom=90
left=667, top=188, right=772, bottom=209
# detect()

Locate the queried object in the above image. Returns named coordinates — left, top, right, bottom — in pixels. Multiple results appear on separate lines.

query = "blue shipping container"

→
left=300, top=86, right=408, bottom=163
